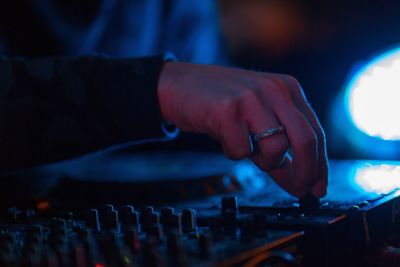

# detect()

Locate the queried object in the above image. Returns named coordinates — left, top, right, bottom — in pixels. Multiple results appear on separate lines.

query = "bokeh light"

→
left=354, top=163, right=400, bottom=194
left=345, top=47, right=400, bottom=140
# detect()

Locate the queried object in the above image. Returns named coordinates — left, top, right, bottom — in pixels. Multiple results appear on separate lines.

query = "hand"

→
left=157, top=62, right=328, bottom=197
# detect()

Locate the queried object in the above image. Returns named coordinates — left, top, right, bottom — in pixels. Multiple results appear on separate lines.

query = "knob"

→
left=100, top=209, right=120, bottom=232
left=119, top=205, right=134, bottom=220
left=182, top=209, right=197, bottom=233
left=85, top=209, right=100, bottom=232
left=109, top=210, right=120, bottom=232
left=141, top=207, right=160, bottom=233
left=169, top=213, right=182, bottom=234
left=299, top=191, right=320, bottom=213
left=119, top=205, right=140, bottom=230
left=221, top=196, right=238, bottom=214
left=140, top=206, right=154, bottom=226
left=99, top=204, right=115, bottom=218
left=161, top=207, right=175, bottom=227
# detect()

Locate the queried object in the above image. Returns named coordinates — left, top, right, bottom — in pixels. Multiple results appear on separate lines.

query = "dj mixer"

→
left=1, top=152, right=400, bottom=267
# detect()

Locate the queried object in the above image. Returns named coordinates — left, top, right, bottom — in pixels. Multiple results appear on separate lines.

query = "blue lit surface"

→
left=345, top=47, right=400, bottom=140
left=352, top=162, right=400, bottom=194
left=233, top=160, right=268, bottom=191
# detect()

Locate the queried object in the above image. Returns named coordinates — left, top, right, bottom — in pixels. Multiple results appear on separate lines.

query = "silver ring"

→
left=253, top=125, right=285, bottom=142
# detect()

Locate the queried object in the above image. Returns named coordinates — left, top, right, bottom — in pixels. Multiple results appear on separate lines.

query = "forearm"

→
left=0, top=55, right=171, bottom=172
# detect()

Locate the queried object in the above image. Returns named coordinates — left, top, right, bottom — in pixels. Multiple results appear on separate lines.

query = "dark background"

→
left=218, top=0, right=400, bottom=159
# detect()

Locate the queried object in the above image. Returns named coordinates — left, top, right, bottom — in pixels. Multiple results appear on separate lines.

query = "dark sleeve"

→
left=0, top=55, right=175, bottom=172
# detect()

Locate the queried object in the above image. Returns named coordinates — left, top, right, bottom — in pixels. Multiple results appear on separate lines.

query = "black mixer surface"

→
left=2, top=152, right=400, bottom=266
left=0, top=203, right=303, bottom=267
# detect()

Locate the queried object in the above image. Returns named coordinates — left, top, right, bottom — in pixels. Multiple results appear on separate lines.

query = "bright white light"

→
left=346, top=48, right=400, bottom=140
left=354, top=164, right=400, bottom=194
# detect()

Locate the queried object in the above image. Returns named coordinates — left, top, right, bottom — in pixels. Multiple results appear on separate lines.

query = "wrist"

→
left=157, top=61, right=179, bottom=122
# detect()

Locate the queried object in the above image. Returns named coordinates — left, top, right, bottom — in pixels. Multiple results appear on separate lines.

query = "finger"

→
left=267, top=153, right=299, bottom=195
left=239, top=96, right=290, bottom=171
left=264, top=89, right=319, bottom=197
left=220, top=120, right=252, bottom=160
left=280, top=76, right=328, bottom=197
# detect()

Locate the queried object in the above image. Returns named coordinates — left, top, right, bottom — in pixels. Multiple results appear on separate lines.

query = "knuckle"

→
left=241, top=87, right=260, bottom=102
left=239, top=91, right=263, bottom=111
left=263, top=80, right=292, bottom=105
left=211, top=98, right=238, bottom=123
left=218, top=97, right=238, bottom=113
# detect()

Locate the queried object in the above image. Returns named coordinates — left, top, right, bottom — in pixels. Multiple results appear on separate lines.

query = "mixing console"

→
left=1, top=197, right=302, bottom=267
left=2, top=152, right=400, bottom=266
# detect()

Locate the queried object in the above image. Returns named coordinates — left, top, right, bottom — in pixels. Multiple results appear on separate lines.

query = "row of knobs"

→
left=85, top=204, right=198, bottom=236
left=0, top=196, right=257, bottom=267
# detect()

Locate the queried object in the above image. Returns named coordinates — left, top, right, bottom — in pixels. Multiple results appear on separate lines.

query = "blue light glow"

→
left=345, top=48, right=400, bottom=140
left=233, top=161, right=267, bottom=191
left=353, top=163, right=400, bottom=194
left=345, top=47, right=400, bottom=140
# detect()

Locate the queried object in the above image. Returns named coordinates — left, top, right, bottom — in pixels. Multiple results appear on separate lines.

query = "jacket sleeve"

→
left=0, top=55, right=176, bottom=172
